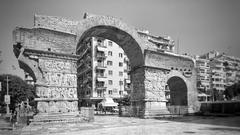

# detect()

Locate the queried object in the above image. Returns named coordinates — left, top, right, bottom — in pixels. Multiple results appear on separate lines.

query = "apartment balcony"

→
left=95, top=83, right=107, bottom=90
left=96, top=73, right=107, bottom=82
left=96, top=64, right=107, bottom=69
left=96, top=43, right=107, bottom=51
left=125, top=78, right=131, bottom=84
left=124, top=57, right=129, bottom=63
left=96, top=53, right=106, bottom=59
left=124, top=67, right=131, bottom=73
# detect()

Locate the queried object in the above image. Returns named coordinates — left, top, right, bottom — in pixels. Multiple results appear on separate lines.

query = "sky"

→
left=0, top=0, right=240, bottom=78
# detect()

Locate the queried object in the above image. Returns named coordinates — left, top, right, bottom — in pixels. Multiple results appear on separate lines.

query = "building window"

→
left=108, top=51, right=112, bottom=56
left=108, top=90, right=113, bottom=95
left=108, top=80, right=113, bottom=85
left=107, top=61, right=113, bottom=66
left=119, top=81, right=123, bottom=85
left=119, top=91, right=123, bottom=95
left=108, top=41, right=112, bottom=46
left=119, top=53, right=123, bottom=58
left=119, top=62, right=123, bottom=67
left=108, top=70, right=113, bottom=75
left=119, top=71, right=123, bottom=76
left=97, top=90, right=103, bottom=97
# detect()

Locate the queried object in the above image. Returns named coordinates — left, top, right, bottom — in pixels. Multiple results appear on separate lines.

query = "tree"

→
left=0, top=74, right=36, bottom=112
left=224, top=82, right=240, bottom=100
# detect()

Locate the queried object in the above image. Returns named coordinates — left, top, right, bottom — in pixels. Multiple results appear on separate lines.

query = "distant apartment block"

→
left=197, top=50, right=240, bottom=101
left=195, top=56, right=211, bottom=91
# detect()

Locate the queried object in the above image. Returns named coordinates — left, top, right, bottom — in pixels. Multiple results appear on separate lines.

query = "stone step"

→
left=30, top=117, right=91, bottom=125
left=31, top=116, right=83, bottom=122
left=29, top=112, right=93, bottom=125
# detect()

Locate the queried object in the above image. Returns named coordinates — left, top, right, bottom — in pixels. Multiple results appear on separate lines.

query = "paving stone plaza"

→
left=1, top=115, right=240, bottom=135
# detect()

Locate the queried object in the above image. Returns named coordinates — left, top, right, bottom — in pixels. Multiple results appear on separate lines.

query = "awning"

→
left=97, top=46, right=107, bottom=52
left=99, top=97, right=118, bottom=107
left=198, top=93, right=211, bottom=97
left=97, top=77, right=106, bottom=82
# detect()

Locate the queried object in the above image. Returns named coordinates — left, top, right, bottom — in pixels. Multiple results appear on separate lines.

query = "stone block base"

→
left=131, top=100, right=170, bottom=118
left=30, top=109, right=94, bottom=125
left=143, top=101, right=170, bottom=118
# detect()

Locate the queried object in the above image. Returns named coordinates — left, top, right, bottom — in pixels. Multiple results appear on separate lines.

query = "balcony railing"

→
left=96, top=53, right=106, bottom=59
left=96, top=73, right=106, bottom=78
left=96, top=83, right=106, bottom=89
left=96, top=64, right=107, bottom=69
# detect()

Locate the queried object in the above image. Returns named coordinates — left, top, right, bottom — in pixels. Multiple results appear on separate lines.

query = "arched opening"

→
left=76, top=25, right=144, bottom=113
left=166, top=76, right=188, bottom=106
left=77, top=25, right=144, bottom=68
left=19, top=60, right=37, bottom=83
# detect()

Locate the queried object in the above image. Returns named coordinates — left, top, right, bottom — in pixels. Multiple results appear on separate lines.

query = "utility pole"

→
left=5, top=75, right=10, bottom=115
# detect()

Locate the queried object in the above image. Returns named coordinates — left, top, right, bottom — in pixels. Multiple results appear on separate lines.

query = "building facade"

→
left=196, top=51, right=240, bottom=101
left=77, top=37, right=131, bottom=107
left=195, top=57, right=211, bottom=91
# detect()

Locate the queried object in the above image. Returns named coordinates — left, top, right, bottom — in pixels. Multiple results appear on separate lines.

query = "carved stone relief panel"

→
left=144, top=68, right=167, bottom=101
left=37, top=101, right=78, bottom=113
left=36, top=87, right=77, bottom=99
left=39, top=58, right=77, bottom=73
left=43, top=72, right=77, bottom=87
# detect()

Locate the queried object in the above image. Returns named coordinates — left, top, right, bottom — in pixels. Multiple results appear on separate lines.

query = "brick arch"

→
left=167, top=76, right=188, bottom=106
left=76, top=14, right=145, bottom=68
left=165, top=70, right=196, bottom=114
left=166, top=70, right=188, bottom=85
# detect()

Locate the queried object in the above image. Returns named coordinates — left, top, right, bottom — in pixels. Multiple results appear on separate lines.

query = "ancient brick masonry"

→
left=13, top=13, right=199, bottom=119
left=13, top=14, right=79, bottom=115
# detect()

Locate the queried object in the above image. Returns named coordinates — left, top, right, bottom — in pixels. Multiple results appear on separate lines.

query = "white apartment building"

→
left=197, top=50, right=240, bottom=101
left=195, top=56, right=211, bottom=101
left=210, top=58, right=226, bottom=91
left=214, top=55, right=240, bottom=87
left=77, top=37, right=131, bottom=107
left=196, top=57, right=211, bottom=91
left=199, top=51, right=226, bottom=92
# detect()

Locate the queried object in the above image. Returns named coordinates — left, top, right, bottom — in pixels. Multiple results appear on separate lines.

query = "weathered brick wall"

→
left=130, top=67, right=146, bottom=117
left=13, top=28, right=76, bottom=54
left=34, top=14, right=79, bottom=34
left=145, top=50, right=194, bottom=71
left=130, top=67, right=145, bottom=101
